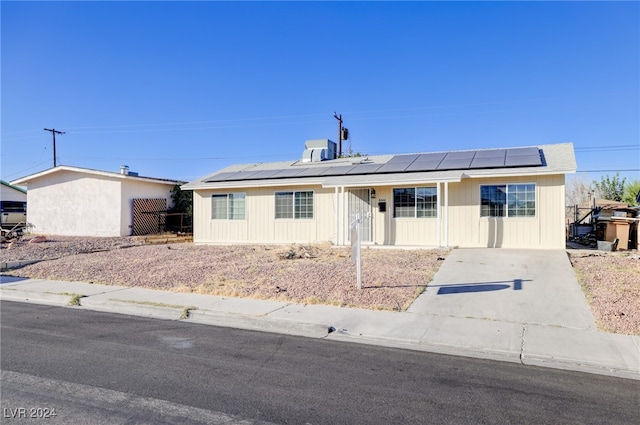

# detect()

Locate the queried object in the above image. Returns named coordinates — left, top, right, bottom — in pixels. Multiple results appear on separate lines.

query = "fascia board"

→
left=11, top=166, right=178, bottom=186
left=183, top=178, right=326, bottom=191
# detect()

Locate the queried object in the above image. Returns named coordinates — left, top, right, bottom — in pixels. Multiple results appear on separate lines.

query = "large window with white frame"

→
left=211, top=193, right=246, bottom=220
left=393, top=187, right=437, bottom=218
left=480, top=184, right=536, bottom=217
left=275, top=191, right=314, bottom=219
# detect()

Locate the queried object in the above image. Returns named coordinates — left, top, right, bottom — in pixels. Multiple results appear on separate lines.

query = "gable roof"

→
left=1, top=180, right=27, bottom=194
left=183, top=142, right=576, bottom=190
left=10, top=165, right=179, bottom=187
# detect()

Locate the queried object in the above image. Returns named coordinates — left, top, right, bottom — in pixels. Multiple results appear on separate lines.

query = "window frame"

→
left=480, top=183, right=536, bottom=218
left=275, top=190, right=314, bottom=220
left=211, top=192, right=246, bottom=220
left=393, top=186, right=438, bottom=219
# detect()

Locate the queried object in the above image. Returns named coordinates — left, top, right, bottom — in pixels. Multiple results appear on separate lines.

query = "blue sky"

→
left=2, top=1, right=638, bottom=185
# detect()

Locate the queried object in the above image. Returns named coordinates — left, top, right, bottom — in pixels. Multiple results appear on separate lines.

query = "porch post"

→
left=340, top=186, right=346, bottom=245
left=444, top=181, right=449, bottom=247
left=335, top=187, right=339, bottom=245
left=437, top=182, right=442, bottom=247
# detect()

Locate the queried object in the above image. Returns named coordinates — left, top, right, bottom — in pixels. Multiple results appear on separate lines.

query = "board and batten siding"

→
left=447, top=174, right=566, bottom=249
left=193, top=185, right=336, bottom=244
left=368, top=186, right=439, bottom=246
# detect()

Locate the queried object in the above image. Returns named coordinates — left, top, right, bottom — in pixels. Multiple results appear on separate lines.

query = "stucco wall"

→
left=27, top=171, right=122, bottom=236
left=24, top=171, right=176, bottom=237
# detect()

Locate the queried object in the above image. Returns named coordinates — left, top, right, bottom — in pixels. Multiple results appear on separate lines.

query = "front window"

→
left=481, top=184, right=535, bottom=217
left=393, top=187, right=437, bottom=218
left=275, top=191, right=314, bottom=219
left=211, top=193, right=245, bottom=220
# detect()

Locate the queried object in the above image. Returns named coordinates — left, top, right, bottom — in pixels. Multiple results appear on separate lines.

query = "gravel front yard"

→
left=1, top=236, right=445, bottom=311
left=568, top=251, right=640, bottom=336
left=2, top=236, right=639, bottom=335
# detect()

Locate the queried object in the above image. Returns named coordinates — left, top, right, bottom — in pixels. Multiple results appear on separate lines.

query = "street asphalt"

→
left=1, top=248, right=638, bottom=380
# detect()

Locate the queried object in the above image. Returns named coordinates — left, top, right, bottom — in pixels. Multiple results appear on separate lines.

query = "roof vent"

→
left=120, top=165, right=139, bottom=177
left=301, top=139, right=337, bottom=163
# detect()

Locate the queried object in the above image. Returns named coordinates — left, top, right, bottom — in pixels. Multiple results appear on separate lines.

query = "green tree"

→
left=167, top=184, right=192, bottom=232
left=593, top=173, right=626, bottom=202
left=622, top=180, right=640, bottom=206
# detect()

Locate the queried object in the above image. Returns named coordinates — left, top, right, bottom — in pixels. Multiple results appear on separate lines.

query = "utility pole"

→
left=43, top=128, right=65, bottom=167
left=333, top=112, right=349, bottom=157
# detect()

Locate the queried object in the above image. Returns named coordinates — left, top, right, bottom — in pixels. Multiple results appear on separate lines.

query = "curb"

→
left=1, top=260, right=43, bottom=272
left=0, top=288, right=81, bottom=306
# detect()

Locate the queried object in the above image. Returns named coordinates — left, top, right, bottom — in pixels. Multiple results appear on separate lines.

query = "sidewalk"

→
left=1, top=269, right=638, bottom=381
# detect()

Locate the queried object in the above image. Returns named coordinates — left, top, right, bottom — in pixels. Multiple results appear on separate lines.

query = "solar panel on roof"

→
left=474, top=149, right=506, bottom=159
left=437, top=156, right=473, bottom=170
left=346, top=164, right=383, bottom=175
left=405, top=161, right=442, bottom=172
left=387, top=154, right=419, bottom=164
left=443, top=151, right=475, bottom=160
left=294, top=167, right=327, bottom=177
left=248, top=170, right=282, bottom=179
left=231, top=170, right=267, bottom=180
left=321, top=166, right=356, bottom=176
left=376, top=162, right=411, bottom=173
left=205, top=171, right=244, bottom=182
left=203, top=147, right=545, bottom=184
left=506, top=147, right=539, bottom=157
left=415, top=153, right=446, bottom=162
left=470, top=157, right=506, bottom=168
left=270, top=168, right=306, bottom=178
left=505, top=154, right=542, bottom=167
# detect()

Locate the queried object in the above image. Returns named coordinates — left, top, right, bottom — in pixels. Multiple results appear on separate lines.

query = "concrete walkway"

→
left=1, top=249, right=638, bottom=380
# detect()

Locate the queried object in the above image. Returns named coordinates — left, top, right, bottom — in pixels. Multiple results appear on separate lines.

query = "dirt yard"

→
left=1, top=236, right=446, bottom=311
left=568, top=251, right=640, bottom=336
left=2, top=236, right=639, bottom=335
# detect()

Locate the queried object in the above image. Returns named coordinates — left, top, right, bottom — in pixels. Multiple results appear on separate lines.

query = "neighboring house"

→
left=1, top=180, right=27, bottom=228
left=182, top=140, right=576, bottom=249
left=11, top=166, right=179, bottom=237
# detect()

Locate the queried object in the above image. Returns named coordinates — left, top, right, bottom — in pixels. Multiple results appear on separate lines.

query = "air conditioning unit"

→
left=301, top=139, right=337, bottom=162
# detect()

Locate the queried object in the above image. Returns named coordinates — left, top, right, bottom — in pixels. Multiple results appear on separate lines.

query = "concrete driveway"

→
left=408, top=249, right=596, bottom=330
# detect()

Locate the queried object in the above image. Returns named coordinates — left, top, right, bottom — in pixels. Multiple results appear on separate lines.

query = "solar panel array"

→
left=205, top=147, right=544, bottom=183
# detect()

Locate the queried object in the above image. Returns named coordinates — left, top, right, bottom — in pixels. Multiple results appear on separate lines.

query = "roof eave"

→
left=10, top=166, right=179, bottom=186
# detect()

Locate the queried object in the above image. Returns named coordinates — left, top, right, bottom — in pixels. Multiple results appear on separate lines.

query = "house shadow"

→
left=433, top=279, right=528, bottom=295
left=0, top=275, right=30, bottom=285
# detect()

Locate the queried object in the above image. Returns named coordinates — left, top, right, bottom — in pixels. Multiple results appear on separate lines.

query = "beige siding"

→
left=447, top=174, right=566, bottom=249
left=193, top=185, right=336, bottom=244
left=193, top=174, right=566, bottom=249
left=366, top=186, right=438, bottom=246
